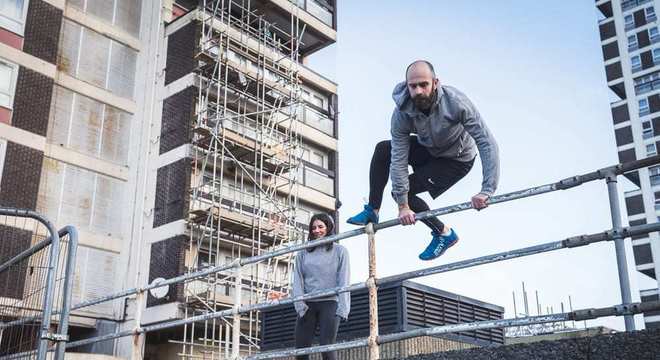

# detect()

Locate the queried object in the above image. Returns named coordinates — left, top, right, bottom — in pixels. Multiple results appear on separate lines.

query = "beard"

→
left=412, top=88, right=437, bottom=111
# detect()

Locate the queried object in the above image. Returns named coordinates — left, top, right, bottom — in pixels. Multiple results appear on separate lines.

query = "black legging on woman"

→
left=294, top=301, right=340, bottom=360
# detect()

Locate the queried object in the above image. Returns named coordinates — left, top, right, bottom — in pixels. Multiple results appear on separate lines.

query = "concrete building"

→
left=595, top=0, right=660, bottom=330
left=0, top=0, right=337, bottom=358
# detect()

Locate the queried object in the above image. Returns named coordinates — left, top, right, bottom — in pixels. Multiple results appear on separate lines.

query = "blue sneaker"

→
left=418, top=228, right=459, bottom=261
left=346, top=204, right=379, bottom=225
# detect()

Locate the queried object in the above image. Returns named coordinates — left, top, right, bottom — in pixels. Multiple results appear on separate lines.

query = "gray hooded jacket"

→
left=390, top=83, right=500, bottom=205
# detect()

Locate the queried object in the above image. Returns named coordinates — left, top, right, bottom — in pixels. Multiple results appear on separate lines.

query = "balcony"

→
left=189, top=171, right=326, bottom=236
left=192, top=122, right=294, bottom=175
left=297, top=0, right=334, bottom=27
left=246, top=0, right=336, bottom=56
left=299, top=105, right=334, bottom=136
left=597, top=0, right=613, bottom=19
left=622, top=0, right=653, bottom=12
left=635, top=71, right=660, bottom=95
left=189, top=193, right=295, bottom=247
left=167, top=8, right=338, bottom=94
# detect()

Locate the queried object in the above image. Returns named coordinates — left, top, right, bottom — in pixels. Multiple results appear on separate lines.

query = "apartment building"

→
left=0, top=0, right=338, bottom=357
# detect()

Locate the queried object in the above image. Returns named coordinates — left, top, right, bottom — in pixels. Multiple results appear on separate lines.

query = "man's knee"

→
left=374, top=140, right=391, bottom=158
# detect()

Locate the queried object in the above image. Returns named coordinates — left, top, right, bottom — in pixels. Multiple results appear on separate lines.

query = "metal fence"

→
left=0, top=209, right=78, bottom=360
left=6, top=156, right=660, bottom=359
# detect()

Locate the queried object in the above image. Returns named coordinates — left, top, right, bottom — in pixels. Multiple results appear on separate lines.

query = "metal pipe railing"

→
left=55, top=226, right=79, bottom=360
left=19, top=155, right=660, bottom=357
left=248, top=301, right=660, bottom=359
left=606, top=173, right=635, bottom=330
left=59, top=155, right=660, bottom=314
left=62, top=221, right=660, bottom=350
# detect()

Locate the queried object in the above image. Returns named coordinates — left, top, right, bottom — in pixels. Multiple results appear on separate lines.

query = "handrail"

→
left=32, top=155, right=660, bottom=357
left=61, top=222, right=660, bottom=350
left=62, top=155, right=660, bottom=313
left=248, top=301, right=660, bottom=359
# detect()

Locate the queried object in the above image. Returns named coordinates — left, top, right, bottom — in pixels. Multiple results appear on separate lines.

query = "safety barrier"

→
left=10, top=155, right=660, bottom=359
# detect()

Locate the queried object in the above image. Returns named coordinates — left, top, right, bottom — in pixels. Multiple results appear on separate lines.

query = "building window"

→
left=643, top=120, right=654, bottom=138
left=632, top=55, right=642, bottom=72
left=0, top=0, right=29, bottom=35
left=629, top=35, right=639, bottom=51
left=646, top=6, right=657, bottom=22
left=303, top=166, right=334, bottom=195
left=651, top=27, right=660, bottom=44
left=640, top=99, right=650, bottom=116
left=306, top=0, right=334, bottom=27
left=634, top=71, right=660, bottom=94
left=654, top=48, right=660, bottom=65
left=651, top=165, right=660, bottom=186
left=0, top=61, right=18, bottom=109
left=655, top=192, right=660, bottom=211
left=60, top=20, right=138, bottom=99
left=67, top=0, right=142, bottom=37
left=311, top=151, right=326, bottom=168
left=625, top=14, right=634, bottom=30
left=647, top=143, right=657, bottom=156
left=312, top=95, right=325, bottom=108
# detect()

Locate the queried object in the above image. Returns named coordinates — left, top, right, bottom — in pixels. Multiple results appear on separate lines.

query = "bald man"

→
left=347, top=60, right=500, bottom=261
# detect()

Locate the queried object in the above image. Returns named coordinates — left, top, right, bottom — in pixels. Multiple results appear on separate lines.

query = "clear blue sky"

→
left=308, top=1, right=655, bottom=330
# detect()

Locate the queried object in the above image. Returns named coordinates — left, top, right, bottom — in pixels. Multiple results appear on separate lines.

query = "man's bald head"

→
left=406, top=60, right=436, bottom=80
left=405, top=60, right=439, bottom=111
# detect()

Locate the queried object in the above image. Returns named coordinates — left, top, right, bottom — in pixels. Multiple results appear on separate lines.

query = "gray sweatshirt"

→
left=292, top=244, right=351, bottom=320
left=390, top=82, right=500, bottom=205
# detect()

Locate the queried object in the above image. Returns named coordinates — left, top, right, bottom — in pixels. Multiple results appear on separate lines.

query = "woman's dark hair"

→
left=307, top=213, right=335, bottom=252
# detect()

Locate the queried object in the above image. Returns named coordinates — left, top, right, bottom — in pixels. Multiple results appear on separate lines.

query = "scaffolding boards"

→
left=179, top=0, right=307, bottom=357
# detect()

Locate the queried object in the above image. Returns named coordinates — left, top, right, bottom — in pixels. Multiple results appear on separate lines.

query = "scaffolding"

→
left=179, top=0, right=307, bottom=357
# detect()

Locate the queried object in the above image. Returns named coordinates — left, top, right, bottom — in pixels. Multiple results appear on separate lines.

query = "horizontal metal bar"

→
left=0, top=236, right=52, bottom=274
left=249, top=300, right=660, bottom=359
left=380, top=300, right=660, bottom=344
left=248, top=339, right=369, bottom=360
left=0, top=350, right=37, bottom=360
left=63, top=222, right=660, bottom=349
left=378, top=222, right=660, bottom=286
left=65, top=329, right=134, bottom=349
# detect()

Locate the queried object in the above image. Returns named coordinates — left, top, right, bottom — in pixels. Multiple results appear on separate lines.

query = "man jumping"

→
left=347, top=60, right=500, bottom=261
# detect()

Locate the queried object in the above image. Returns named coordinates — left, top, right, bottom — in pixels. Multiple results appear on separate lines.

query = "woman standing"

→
left=292, top=213, right=351, bottom=360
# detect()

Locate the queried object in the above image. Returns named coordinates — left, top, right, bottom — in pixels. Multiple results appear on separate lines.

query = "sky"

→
left=306, top=1, right=659, bottom=331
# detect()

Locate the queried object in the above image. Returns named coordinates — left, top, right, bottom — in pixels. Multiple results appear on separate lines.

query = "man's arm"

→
left=389, top=111, right=417, bottom=224
left=459, top=99, right=500, bottom=203
left=390, top=111, right=411, bottom=205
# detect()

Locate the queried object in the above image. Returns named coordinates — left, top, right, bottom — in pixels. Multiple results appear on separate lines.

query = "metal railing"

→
left=11, top=156, right=660, bottom=358
left=0, top=209, right=78, bottom=360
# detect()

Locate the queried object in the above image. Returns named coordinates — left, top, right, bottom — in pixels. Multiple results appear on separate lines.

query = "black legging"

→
left=368, top=137, right=474, bottom=233
left=295, top=301, right=340, bottom=360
